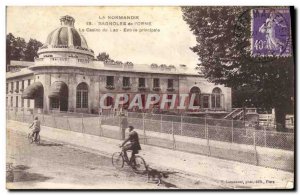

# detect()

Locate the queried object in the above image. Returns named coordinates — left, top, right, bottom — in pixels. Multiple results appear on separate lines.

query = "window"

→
left=11, top=82, right=14, bottom=92
left=21, top=80, right=25, bottom=90
left=123, top=77, right=130, bottom=87
left=51, top=98, right=59, bottom=109
left=153, top=78, right=160, bottom=88
left=35, top=98, right=43, bottom=109
left=152, top=96, right=160, bottom=106
left=138, top=78, right=145, bottom=87
left=106, top=96, right=114, bottom=107
left=27, top=99, right=30, bottom=108
left=21, top=98, right=24, bottom=108
left=106, top=76, right=114, bottom=87
left=141, top=94, right=146, bottom=108
left=28, top=79, right=31, bottom=86
left=16, top=81, right=19, bottom=92
left=16, top=96, right=18, bottom=107
left=167, top=94, right=173, bottom=108
left=120, top=94, right=130, bottom=108
left=10, top=97, right=13, bottom=107
left=6, top=97, right=8, bottom=107
left=6, top=83, right=8, bottom=94
left=167, top=79, right=173, bottom=89
left=211, top=88, right=222, bottom=109
left=203, top=95, right=209, bottom=108
left=76, top=83, right=88, bottom=108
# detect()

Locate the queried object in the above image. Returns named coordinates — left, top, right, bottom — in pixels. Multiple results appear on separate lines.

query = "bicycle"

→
left=27, top=132, right=40, bottom=145
left=112, top=148, right=147, bottom=174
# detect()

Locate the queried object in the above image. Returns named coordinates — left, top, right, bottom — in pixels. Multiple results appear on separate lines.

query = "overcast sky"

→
left=7, top=6, right=199, bottom=70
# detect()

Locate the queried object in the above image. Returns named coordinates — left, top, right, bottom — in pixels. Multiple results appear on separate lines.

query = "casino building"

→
left=6, top=15, right=232, bottom=115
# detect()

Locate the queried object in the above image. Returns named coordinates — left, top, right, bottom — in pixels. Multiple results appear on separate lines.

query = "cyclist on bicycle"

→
left=120, top=126, right=141, bottom=167
left=29, top=116, right=41, bottom=142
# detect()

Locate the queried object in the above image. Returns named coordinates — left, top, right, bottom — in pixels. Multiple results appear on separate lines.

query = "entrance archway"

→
left=189, top=86, right=201, bottom=107
left=21, top=82, right=44, bottom=109
left=48, top=81, right=69, bottom=111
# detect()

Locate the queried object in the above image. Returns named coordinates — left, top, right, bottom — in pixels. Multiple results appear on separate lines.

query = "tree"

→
left=6, top=33, right=42, bottom=71
left=24, top=38, right=43, bottom=61
left=6, top=33, right=26, bottom=64
left=96, top=52, right=110, bottom=61
left=182, top=7, right=294, bottom=131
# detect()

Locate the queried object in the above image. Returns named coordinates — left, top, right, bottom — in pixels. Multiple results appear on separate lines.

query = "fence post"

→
left=264, top=126, right=267, bottom=147
left=206, top=121, right=211, bottom=156
left=53, top=112, right=57, bottom=128
left=22, top=108, right=25, bottom=122
left=118, top=114, right=122, bottom=140
left=231, top=119, right=234, bottom=143
left=143, top=113, right=146, bottom=144
left=180, top=115, right=183, bottom=136
left=99, top=116, right=103, bottom=136
left=81, top=113, right=84, bottom=133
left=160, top=114, right=163, bottom=133
left=172, top=121, right=176, bottom=150
left=42, top=110, right=45, bottom=124
left=67, top=117, right=71, bottom=131
left=253, top=130, right=258, bottom=165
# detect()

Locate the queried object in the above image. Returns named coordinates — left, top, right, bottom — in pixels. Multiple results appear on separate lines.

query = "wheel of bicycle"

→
left=27, top=133, right=34, bottom=144
left=112, top=152, right=124, bottom=169
left=133, top=155, right=147, bottom=174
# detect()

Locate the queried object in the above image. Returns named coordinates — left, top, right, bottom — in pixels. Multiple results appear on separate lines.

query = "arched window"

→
left=106, top=96, right=114, bottom=107
left=190, top=87, right=201, bottom=107
left=76, top=83, right=88, bottom=108
left=211, top=87, right=222, bottom=109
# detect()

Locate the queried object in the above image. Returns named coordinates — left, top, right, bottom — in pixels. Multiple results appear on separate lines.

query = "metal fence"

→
left=7, top=108, right=294, bottom=152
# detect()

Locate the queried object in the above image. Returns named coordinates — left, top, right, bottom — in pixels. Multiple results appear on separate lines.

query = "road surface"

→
left=6, top=129, right=223, bottom=189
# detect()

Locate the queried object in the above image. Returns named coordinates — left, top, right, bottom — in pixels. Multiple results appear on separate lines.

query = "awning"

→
left=48, top=81, right=67, bottom=98
left=21, top=82, right=43, bottom=99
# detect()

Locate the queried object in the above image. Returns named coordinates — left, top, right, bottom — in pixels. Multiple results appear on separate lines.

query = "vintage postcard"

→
left=6, top=6, right=295, bottom=190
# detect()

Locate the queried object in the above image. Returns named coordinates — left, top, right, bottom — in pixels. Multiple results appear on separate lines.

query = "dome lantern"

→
left=60, top=15, right=75, bottom=27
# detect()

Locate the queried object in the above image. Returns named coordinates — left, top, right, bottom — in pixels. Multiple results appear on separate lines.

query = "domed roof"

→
left=45, top=15, right=88, bottom=48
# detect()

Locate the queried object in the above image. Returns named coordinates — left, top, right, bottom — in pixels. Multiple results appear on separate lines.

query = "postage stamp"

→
left=234, top=7, right=292, bottom=63
left=251, top=8, right=292, bottom=57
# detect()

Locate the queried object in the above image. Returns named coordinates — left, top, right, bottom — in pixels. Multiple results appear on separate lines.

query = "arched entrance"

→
left=189, top=86, right=201, bottom=107
left=21, top=82, right=44, bottom=109
left=48, top=81, right=69, bottom=111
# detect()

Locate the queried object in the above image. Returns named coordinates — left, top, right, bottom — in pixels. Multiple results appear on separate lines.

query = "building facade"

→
left=6, top=15, right=232, bottom=115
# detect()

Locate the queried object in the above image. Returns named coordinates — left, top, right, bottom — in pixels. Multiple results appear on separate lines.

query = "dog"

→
left=146, top=166, right=168, bottom=185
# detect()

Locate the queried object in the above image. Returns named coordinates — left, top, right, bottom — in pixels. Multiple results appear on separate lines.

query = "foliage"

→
left=6, top=33, right=42, bottom=66
left=96, top=52, right=110, bottom=61
left=182, top=7, right=294, bottom=131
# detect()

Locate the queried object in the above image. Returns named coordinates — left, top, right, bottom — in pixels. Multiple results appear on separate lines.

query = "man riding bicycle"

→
left=120, top=126, right=141, bottom=167
left=29, top=116, right=41, bottom=142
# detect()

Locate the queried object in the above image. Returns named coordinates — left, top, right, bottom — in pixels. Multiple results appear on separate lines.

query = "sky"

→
left=6, top=6, right=199, bottom=70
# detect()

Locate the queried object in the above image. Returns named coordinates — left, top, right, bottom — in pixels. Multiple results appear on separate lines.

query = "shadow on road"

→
left=145, top=165, right=179, bottom=188
left=38, top=143, right=63, bottom=147
left=7, top=164, right=52, bottom=183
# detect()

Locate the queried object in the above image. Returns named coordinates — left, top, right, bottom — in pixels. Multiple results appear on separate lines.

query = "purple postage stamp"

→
left=251, top=8, right=292, bottom=57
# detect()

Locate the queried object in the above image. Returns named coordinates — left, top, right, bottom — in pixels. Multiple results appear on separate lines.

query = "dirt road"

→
left=6, top=129, right=223, bottom=189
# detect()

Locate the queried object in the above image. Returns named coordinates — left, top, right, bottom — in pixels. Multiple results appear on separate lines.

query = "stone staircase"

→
left=224, top=108, right=258, bottom=120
